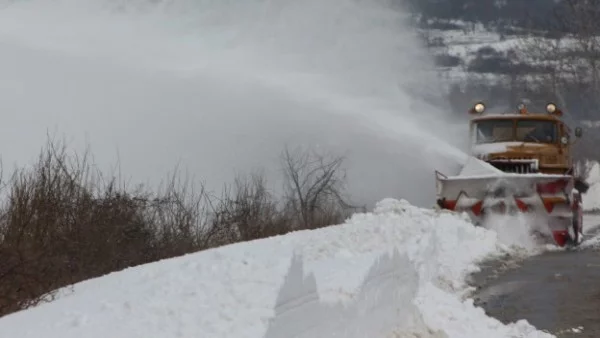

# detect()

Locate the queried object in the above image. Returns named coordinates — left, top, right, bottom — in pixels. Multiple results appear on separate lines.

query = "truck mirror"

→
left=575, top=127, right=583, bottom=138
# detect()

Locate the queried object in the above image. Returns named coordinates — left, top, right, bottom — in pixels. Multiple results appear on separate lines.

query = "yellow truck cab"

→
left=468, top=102, right=583, bottom=176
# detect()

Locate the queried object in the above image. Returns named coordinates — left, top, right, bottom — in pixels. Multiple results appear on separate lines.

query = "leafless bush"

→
left=0, top=138, right=358, bottom=317
left=281, top=146, right=360, bottom=230
left=205, top=172, right=286, bottom=246
left=0, top=139, right=212, bottom=316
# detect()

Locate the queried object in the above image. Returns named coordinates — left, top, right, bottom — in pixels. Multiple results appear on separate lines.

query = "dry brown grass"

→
left=0, top=138, right=361, bottom=317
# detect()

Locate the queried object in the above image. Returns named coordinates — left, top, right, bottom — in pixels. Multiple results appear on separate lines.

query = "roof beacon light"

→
left=546, top=103, right=557, bottom=114
left=470, top=102, right=485, bottom=114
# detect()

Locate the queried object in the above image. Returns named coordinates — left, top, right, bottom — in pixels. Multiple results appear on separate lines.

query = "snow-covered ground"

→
left=0, top=198, right=564, bottom=338
left=3, top=166, right=599, bottom=338
left=582, top=161, right=600, bottom=212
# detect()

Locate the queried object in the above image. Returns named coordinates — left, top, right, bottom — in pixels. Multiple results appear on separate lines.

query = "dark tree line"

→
left=403, top=0, right=600, bottom=34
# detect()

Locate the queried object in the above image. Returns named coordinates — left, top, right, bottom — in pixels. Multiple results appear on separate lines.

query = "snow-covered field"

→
left=0, top=198, right=562, bottom=338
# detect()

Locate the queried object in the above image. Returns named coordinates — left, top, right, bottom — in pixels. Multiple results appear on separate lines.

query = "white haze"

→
left=482, top=213, right=540, bottom=252
left=0, top=0, right=469, bottom=208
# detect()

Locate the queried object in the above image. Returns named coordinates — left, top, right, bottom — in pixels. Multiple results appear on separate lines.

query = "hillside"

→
left=403, top=0, right=600, bottom=161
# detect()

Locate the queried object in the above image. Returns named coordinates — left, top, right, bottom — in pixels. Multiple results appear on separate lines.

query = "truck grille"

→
left=489, top=159, right=539, bottom=174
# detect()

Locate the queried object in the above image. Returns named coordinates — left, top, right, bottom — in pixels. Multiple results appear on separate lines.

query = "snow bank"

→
left=577, top=215, right=600, bottom=249
left=583, top=160, right=600, bottom=212
left=264, top=250, right=434, bottom=337
left=0, top=199, right=552, bottom=338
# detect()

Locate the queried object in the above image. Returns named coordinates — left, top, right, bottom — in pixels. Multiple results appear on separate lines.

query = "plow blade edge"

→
left=435, top=171, right=575, bottom=218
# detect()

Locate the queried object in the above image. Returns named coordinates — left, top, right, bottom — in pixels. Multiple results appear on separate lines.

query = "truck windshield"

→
left=473, top=119, right=513, bottom=143
left=473, top=119, right=558, bottom=144
left=515, top=120, right=557, bottom=143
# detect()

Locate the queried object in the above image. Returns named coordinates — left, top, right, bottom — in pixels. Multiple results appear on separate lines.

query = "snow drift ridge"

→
left=0, top=199, right=554, bottom=338
left=264, top=250, right=436, bottom=337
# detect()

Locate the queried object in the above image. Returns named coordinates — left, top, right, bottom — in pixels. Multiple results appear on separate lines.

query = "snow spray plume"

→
left=483, top=213, right=542, bottom=253
left=0, top=0, right=468, bottom=208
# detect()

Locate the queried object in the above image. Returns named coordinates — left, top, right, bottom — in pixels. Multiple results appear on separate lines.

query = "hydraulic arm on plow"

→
left=435, top=102, right=588, bottom=247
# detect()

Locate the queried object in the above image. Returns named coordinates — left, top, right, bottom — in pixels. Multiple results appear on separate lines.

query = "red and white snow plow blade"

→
left=435, top=159, right=583, bottom=247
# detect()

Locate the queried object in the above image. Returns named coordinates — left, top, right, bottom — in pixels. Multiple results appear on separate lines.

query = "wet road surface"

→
left=469, top=216, right=600, bottom=337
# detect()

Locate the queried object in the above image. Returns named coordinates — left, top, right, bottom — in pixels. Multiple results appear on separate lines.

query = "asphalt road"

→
left=469, top=215, right=600, bottom=338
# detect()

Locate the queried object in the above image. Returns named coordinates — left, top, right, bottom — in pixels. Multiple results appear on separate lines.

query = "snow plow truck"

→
left=435, top=102, right=588, bottom=247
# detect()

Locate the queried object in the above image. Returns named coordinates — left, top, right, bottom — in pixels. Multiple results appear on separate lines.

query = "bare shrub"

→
left=281, top=146, right=360, bottom=230
left=205, top=172, right=288, bottom=246
left=0, top=139, right=358, bottom=317
left=145, top=171, right=211, bottom=257
left=0, top=138, right=210, bottom=316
